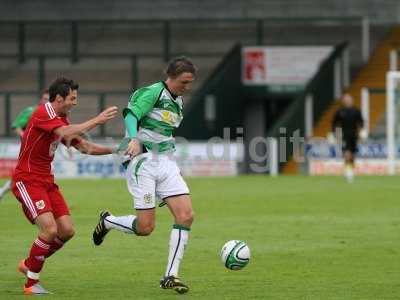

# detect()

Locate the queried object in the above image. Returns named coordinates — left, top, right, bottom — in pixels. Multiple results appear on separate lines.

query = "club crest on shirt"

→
left=143, top=193, right=152, bottom=204
left=35, top=200, right=45, bottom=210
left=35, top=200, right=46, bottom=209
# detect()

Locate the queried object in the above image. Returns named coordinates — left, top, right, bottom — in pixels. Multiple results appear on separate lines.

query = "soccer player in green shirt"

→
left=0, top=90, right=49, bottom=201
left=92, top=57, right=196, bottom=294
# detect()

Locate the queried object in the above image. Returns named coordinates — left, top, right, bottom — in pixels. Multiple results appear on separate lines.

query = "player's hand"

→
left=126, top=138, right=141, bottom=157
left=359, top=128, right=368, bottom=142
left=96, top=106, right=118, bottom=124
left=327, top=132, right=336, bottom=144
left=14, top=128, right=24, bottom=138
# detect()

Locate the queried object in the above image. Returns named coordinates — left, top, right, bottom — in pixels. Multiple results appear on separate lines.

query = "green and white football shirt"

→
left=123, top=81, right=184, bottom=153
left=11, top=106, right=35, bottom=130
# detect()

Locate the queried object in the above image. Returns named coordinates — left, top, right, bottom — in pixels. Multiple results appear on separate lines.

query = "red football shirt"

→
left=13, top=102, right=76, bottom=183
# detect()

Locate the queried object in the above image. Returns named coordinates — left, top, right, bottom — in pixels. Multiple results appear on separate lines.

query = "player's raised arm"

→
left=54, top=106, right=118, bottom=141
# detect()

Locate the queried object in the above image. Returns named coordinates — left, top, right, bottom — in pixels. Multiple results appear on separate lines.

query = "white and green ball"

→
left=220, top=240, right=250, bottom=270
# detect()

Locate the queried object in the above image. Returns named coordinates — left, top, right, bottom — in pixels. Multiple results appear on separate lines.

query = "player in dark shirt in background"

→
left=331, top=94, right=364, bottom=182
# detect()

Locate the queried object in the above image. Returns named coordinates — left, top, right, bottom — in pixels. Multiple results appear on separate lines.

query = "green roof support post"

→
left=18, top=22, right=26, bottom=64
left=99, top=93, right=106, bottom=137
left=163, top=21, right=170, bottom=62
left=256, top=20, right=264, bottom=45
left=71, top=22, right=79, bottom=63
left=38, top=55, right=45, bottom=92
left=362, top=17, right=370, bottom=63
left=131, top=55, right=138, bottom=90
left=5, top=93, right=11, bottom=137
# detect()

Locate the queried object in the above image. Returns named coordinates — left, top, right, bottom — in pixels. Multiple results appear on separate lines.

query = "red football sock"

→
left=25, top=237, right=52, bottom=288
left=46, top=236, right=65, bottom=258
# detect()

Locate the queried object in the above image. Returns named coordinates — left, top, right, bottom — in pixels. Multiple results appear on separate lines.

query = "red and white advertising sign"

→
left=309, top=159, right=400, bottom=175
left=0, top=159, right=18, bottom=177
left=242, top=46, right=333, bottom=86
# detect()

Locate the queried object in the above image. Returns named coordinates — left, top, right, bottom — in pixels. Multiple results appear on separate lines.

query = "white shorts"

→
left=126, top=152, right=190, bottom=210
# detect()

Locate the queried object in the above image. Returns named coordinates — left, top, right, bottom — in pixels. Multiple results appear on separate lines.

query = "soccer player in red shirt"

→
left=0, top=89, right=49, bottom=201
left=11, top=77, right=118, bottom=295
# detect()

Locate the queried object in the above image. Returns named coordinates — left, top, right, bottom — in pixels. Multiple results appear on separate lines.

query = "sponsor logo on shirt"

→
left=162, top=111, right=179, bottom=124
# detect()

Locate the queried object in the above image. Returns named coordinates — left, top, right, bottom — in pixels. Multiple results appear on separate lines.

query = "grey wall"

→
left=0, top=0, right=399, bottom=23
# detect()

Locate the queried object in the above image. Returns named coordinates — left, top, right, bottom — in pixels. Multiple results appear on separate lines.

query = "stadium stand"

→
left=0, top=0, right=397, bottom=143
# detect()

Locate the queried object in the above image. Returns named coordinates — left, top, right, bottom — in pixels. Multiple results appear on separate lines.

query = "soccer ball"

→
left=220, top=240, right=250, bottom=270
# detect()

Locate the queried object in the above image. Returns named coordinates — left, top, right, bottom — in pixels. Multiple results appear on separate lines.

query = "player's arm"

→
left=356, top=109, right=367, bottom=140
left=356, top=110, right=364, bottom=133
left=14, top=127, right=24, bottom=137
left=73, top=138, right=115, bottom=155
left=331, top=110, right=341, bottom=133
left=54, top=106, right=118, bottom=142
left=327, top=110, right=341, bottom=143
left=124, top=112, right=140, bottom=157
left=122, top=87, right=158, bottom=157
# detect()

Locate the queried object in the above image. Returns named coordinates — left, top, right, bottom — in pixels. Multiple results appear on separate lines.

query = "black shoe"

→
left=93, top=211, right=111, bottom=246
left=160, top=276, right=189, bottom=294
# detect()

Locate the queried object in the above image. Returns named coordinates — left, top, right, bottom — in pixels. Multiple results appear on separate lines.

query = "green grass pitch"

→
left=0, top=176, right=399, bottom=299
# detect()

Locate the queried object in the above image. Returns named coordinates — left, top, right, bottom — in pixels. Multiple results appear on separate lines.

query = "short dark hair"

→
left=165, top=56, right=197, bottom=78
left=41, top=88, right=49, bottom=95
left=49, top=77, right=79, bottom=102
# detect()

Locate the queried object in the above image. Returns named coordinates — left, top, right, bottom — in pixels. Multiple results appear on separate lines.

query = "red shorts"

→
left=12, top=179, right=70, bottom=224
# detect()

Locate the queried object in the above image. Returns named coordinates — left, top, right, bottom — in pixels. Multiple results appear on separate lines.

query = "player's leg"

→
left=46, top=184, right=74, bottom=258
left=12, top=180, right=58, bottom=294
left=95, top=207, right=156, bottom=238
left=165, top=195, right=194, bottom=277
left=343, top=138, right=356, bottom=182
left=93, top=155, right=156, bottom=244
left=42, top=215, right=75, bottom=258
left=157, top=157, right=192, bottom=294
left=0, top=179, right=12, bottom=200
left=23, top=212, right=57, bottom=294
left=343, top=150, right=353, bottom=182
